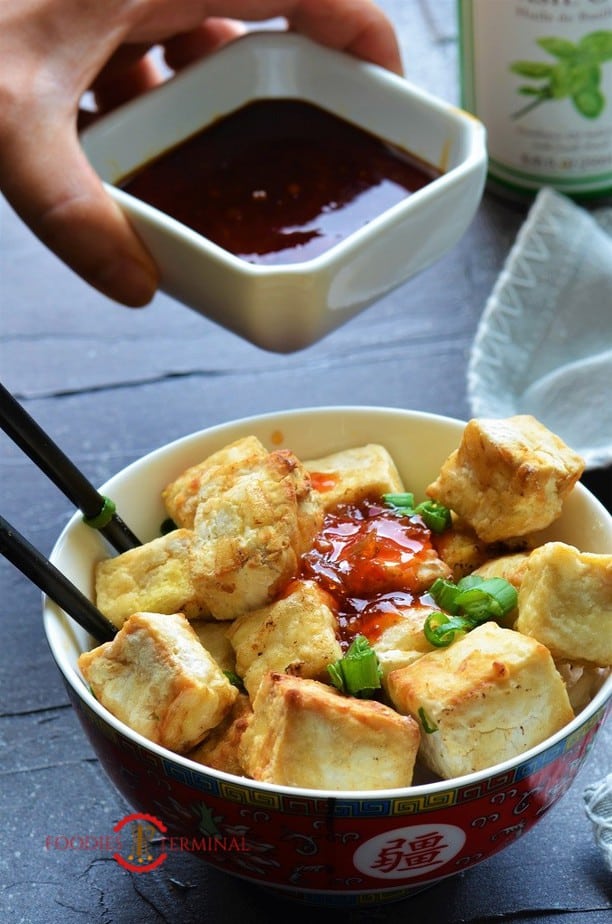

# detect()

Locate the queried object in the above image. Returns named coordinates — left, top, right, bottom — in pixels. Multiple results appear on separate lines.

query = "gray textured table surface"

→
left=1, top=2, right=611, bottom=922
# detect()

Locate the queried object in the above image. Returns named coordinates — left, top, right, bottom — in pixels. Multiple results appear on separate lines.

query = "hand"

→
left=0, top=1, right=402, bottom=307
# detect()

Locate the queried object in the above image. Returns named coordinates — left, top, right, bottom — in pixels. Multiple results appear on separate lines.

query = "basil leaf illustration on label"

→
left=510, top=30, right=612, bottom=120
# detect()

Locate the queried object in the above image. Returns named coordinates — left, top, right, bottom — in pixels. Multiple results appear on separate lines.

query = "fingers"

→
left=162, top=18, right=247, bottom=71
left=202, top=0, right=403, bottom=74
left=0, top=118, right=158, bottom=306
left=91, top=20, right=247, bottom=114
left=125, top=1, right=402, bottom=74
left=92, top=45, right=164, bottom=112
left=287, top=0, right=403, bottom=73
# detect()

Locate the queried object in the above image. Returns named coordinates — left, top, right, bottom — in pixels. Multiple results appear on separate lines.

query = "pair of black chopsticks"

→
left=0, top=382, right=141, bottom=643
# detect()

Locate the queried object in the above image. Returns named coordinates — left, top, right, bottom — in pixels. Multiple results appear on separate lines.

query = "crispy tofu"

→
left=162, top=435, right=268, bottom=529
left=189, top=449, right=322, bottom=620
left=225, top=580, right=342, bottom=697
left=304, top=444, right=404, bottom=513
left=515, top=542, right=612, bottom=667
left=188, top=693, right=252, bottom=776
left=426, top=416, right=585, bottom=543
left=95, top=529, right=210, bottom=628
left=376, top=648, right=426, bottom=678
left=371, top=600, right=437, bottom=681
left=433, top=515, right=491, bottom=582
left=78, top=611, right=238, bottom=753
left=191, top=619, right=237, bottom=673
left=240, top=672, right=420, bottom=790
left=472, top=552, right=531, bottom=589
left=387, top=622, right=574, bottom=779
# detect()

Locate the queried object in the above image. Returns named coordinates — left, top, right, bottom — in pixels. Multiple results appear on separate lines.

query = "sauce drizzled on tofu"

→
left=118, top=99, right=441, bottom=265
left=301, top=500, right=438, bottom=647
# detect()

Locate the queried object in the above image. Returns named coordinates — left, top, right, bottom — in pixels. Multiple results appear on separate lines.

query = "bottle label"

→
left=459, top=0, right=612, bottom=195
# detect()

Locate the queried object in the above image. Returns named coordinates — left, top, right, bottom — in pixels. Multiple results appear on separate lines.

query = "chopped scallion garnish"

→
left=414, top=500, right=452, bottom=533
left=382, top=493, right=451, bottom=533
left=425, top=574, right=518, bottom=647
left=223, top=670, right=246, bottom=693
left=457, top=577, right=518, bottom=619
left=418, top=707, right=438, bottom=734
left=382, top=492, right=415, bottom=510
left=428, top=577, right=462, bottom=614
left=327, top=635, right=382, bottom=698
left=424, top=611, right=474, bottom=647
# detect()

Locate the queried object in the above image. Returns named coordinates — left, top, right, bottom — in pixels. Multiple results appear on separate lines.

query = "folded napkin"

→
left=467, top=187, right=612, bottom=469
left=584, top=773, right=612, bottom=872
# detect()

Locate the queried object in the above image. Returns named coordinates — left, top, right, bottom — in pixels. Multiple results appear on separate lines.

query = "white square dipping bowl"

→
left=81, top=31, right=487, bottom=353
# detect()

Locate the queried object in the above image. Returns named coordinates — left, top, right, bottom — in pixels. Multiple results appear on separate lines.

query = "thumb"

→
left=1, top=117, right=158, bottom=306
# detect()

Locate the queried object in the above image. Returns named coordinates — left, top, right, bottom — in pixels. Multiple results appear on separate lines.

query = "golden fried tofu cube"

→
left=387, top=622, right=574, bottom=779
left=515, top=542, right=612, bottom=667
left=376, top=648, right=426, bottom=680
left=240, top=672, right=420, bottom=790
left=188, top=693, right=252, bottom=776
left=225, top=580, right=342, bottom=697
left=162, top=435, right=268, bottom=528
left=371, top=601, right=437, bottom=681
left=95, top=529, right=210, bottom=628
left=426, top=416, right=585, bottom=543
left=472, top=552, right=531, bottom=589
left=78, top=612, right=238, bottom=753
left=191, top=620, right=237, bottom=673
left=303, top=444, right=404, bottom=513
left=190, top=450, right=322, bottom=620
left=433, top=515, right=490, bottom=582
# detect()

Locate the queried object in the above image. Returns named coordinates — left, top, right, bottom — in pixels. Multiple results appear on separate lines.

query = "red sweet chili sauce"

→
left=300, top=499, right=438, bottom=649
left=119, top=98, right=441, bottom=264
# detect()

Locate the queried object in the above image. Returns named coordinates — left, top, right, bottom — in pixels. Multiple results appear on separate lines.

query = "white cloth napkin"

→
left=467, top=187, right=612, bottom=469
left=584, top=773, right=612, bottom=872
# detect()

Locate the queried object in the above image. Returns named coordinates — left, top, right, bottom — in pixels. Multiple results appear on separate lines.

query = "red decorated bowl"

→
left=43, top=407, right=612, bottom=907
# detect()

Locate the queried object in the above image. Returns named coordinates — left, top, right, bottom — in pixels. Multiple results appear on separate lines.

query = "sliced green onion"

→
left=414, top=500, right=452, bottom=533
left=327, top=635, right=382, bottom=698
left=431, top=575, right=517, bottom=621
left=424, top=611, right=474, bottom=647
left=429, top=577, right=461, bottom=614
left=418, top=707, right=438, bottom=734
left=382, top=492, right=415, bottom=512
left=382, top=494, right=451, bottom=533
left=425, top=574, right=518, bottom=646
left=223, top=670, right=246, bottom=693
left=452, top=589, right=496, bottom=623
left=454, top=574, right=483, bottom=592
left=471, top=577, right=517, bottom=613
left=454, top=576, right=518, bottom=623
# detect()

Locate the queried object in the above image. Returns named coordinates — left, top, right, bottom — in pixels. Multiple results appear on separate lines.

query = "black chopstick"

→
left=0, top=383, right=141, bottom=553
left=0, top=515, right=116, bottom=644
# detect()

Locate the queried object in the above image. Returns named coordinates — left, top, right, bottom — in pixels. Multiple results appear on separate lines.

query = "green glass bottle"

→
left=458, top=0, right=612, bottom=201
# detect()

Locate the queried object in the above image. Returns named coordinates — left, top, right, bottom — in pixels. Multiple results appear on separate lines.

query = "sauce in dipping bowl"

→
left=119, top=99, right=442, bottom=265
